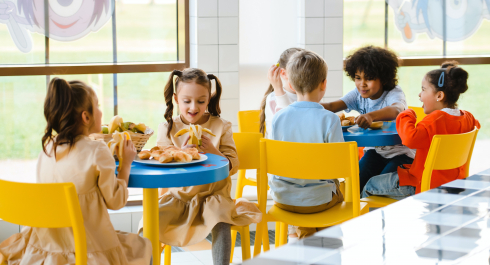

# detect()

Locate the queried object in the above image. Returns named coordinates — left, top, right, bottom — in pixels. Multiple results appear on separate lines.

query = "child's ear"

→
left=173, top=93, right=178, bottom=103
left=437, top=91, right=445, bottom=102
left=280, top=69, right=288, bottom=80
left=321, top=79, right=327, bottom=91
left=288, top=83, right=296, bottom=92
left=81, top=111, right=91, bottom=126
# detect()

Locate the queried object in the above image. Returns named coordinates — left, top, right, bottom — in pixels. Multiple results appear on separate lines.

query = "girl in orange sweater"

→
left=361, top=61, right=480, bottom=199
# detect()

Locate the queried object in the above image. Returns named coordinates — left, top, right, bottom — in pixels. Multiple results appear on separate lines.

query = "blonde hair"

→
left=286, top=50, right=328, bottom=94
left=259, top=47, right=304, bottom=135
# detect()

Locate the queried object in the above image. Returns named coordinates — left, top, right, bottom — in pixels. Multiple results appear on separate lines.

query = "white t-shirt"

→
left=264, top=89, right=297, bottom=138
left=340, top=86, right=415, bottom=159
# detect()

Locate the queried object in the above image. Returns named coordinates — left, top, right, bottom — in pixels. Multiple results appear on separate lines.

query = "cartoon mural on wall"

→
left=387, top=0, right=490, bottom=42
left=0, top=0, right=114, bottom=53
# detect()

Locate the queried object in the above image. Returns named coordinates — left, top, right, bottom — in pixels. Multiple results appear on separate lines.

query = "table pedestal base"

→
left=143, top=188, right=160, bottom=265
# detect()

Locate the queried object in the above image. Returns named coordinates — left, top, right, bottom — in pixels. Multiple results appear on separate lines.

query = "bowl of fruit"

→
left=89, top=115, right=154, bottom=152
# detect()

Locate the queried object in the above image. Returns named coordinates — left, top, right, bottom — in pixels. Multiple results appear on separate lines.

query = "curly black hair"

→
left=344, top=46, right=399, bottom=92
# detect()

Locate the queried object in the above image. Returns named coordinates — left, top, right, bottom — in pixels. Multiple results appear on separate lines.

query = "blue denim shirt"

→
left=269, top=101, right=344, bottom=207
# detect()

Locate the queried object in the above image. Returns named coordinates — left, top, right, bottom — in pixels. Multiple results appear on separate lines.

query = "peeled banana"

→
left=174, top=124, right=215, bottom=146
left=108, top=131, right=131, bottom=171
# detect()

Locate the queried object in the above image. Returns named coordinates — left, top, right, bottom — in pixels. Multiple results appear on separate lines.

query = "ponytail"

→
left=164, top=70, right=182, bottom=139
left=42, top=78, right=95, bottom=157
left=207, top=74, right=222, bottom=117
left=259, top=84, right=274, bottom=135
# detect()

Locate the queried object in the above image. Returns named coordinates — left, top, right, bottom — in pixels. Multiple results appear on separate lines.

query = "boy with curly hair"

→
left=322, top=45, right=414, bottom=193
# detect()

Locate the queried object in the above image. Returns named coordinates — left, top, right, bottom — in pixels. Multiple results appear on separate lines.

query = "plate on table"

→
left=133, top=154, right=208, bottom=166
left=342, top=125, right=354, bottom=132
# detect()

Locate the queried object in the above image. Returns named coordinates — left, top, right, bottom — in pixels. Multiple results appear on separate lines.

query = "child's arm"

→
left=268, top=65, right=292, bottom=111
left=321, top=100, right=348, bottom=113
left=325, top=117, right=345, bottom=143
left=396, top=109, right=431, bottom=149
left=356, top=102, right=405, bottom=129
left=201, top=121, right=239, bottom=175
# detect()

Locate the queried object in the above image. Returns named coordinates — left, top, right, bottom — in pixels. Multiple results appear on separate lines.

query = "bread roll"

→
left=151, top=150, right=163, bottom=160
left=150, top=146, right=162, bottom=153
left=158, top=152, right=174, bottom=163
left=337, top=112, right=345, bottom=121
left=370, top=121, right=384, bottom=129
left=184, top=148, right=201, bottom=160
left=341, top=120, right=350, bottom=126
left=173, top=151, right=192, bottom=162
left=346, top=116, right=355, bottom=125
left=137, top=150, right=151, bottom=160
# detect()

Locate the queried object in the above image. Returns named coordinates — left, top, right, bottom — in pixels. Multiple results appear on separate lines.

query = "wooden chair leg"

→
left=230, top=229, right=238, bottom=263
left=275, top=222, right=281, bottom=248
left=164, top=245, right=171, bottom=265
left=241, top=226, right=251, bottom=261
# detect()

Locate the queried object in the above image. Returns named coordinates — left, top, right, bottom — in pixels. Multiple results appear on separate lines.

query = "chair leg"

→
left=262, top=222, right=270, bottom=252
left=164, top=245, right=171, bottom=265
left=275, top=222, right=280, bottom=248
left=241, top=226, right=251, bottom=261
left=230, top=229, right=238, bottom=263
left=253, top=222, right=264, bottom=257
left=235, top=170, right=246, bottom=199
left=279, top=222, right=288, bottom=246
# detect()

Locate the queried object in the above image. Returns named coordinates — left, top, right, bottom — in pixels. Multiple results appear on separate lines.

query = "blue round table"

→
left=124, top=153, right=229, bottom=265
left=343, top=121, right=402, bottom=147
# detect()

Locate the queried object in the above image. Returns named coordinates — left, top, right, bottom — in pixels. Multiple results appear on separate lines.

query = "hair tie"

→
left=438, top=70, right=445, bottom=88
left=172, top=70, right=182, bottom=77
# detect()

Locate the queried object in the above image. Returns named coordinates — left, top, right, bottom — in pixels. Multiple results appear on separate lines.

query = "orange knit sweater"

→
left=396, top=109, right=480, bottom=193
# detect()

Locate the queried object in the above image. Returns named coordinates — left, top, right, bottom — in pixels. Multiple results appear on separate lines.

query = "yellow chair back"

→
left=408, top=106, right=426, bottom=124
left=0, top=180, right=87, bottom=265
left=233, top=132, right=262, bottom=170
left=258, top=139, right=360, bottom=214
left=421, top=127, right=479, bottom=192
left=238, top=110, right=261, bottom=133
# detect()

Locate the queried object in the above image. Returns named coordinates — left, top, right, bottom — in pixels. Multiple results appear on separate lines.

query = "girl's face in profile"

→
left=419, top=76, right=444, bottom=114
left=174, top=82, right=210, bottom=124
left=355, top=71, right=383, bottom=100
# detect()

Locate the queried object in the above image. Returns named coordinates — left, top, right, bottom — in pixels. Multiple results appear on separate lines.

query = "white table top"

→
left=245, top=168, right=490, bottom=265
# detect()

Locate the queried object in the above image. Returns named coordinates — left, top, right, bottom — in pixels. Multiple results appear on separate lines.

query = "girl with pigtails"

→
left=138, top=68, right=261, bottom=265
left=361, top=61, right=481, bottom=200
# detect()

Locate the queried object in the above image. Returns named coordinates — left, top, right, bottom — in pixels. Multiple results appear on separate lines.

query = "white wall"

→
left=239, top=0, right=299, bottom=111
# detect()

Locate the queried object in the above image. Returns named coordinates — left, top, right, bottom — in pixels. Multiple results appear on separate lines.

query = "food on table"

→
left=106, top=115, right=148, bottom=134
left=173, top=151, right=192, bottom=163
left=140, top=146, right=202, bottom=163
left=107, top=131, right=131, bottom=171
left=101, top=126, right=109, bottom=134
left=174, top=124, right=215, bottom=146
left=338, top=112, right=355, bottom=126
left=370, top=121, right=384, bottom=129
left=138, top=150, right=151, bottom=160
left=184, top=148, right=201, bottom=160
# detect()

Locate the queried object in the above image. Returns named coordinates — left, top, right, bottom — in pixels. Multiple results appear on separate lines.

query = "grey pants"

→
left=141, top=222, right=231, bottom=265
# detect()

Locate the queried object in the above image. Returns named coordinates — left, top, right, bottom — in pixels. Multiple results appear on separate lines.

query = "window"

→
left=0, top=0, right=189, bottom=202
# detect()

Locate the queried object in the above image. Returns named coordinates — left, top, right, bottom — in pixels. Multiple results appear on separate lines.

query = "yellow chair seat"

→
left=360, top=196, right=397, bottom=209
left=268, top=202, right=369, bottom=228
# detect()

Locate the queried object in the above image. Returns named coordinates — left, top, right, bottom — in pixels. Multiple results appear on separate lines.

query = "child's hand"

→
left=181, top=135, right=197, bottom=150
left=200, top=135, right=221, bottom=156
left=118, top=135, right=137, bottom=166
left=268, top=65, right=284, bottom=95
left=355, top=114, right=374, bottom=129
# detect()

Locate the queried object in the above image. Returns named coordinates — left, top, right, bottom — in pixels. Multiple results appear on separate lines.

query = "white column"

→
left=190, top=0, right=239, bottom=131
left=297, top=0, right=343, bottom=103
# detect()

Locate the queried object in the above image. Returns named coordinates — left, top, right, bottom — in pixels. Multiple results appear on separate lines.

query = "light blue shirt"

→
left=340, top=86, right=407, bottom=115
left=269, top=101, right=344, bottom=207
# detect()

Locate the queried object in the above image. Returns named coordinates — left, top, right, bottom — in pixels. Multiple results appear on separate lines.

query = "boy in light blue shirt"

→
left=269, top=50, right=344, bottom=240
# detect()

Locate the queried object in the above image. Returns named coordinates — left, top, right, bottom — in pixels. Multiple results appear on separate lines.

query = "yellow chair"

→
left=238, top=110, right=261, bottom=133
left=361, top=127, right=479, bottom=208
left=0, top=179, right=87, bottom=265
left=253, top=139, right=369, bottom=253
left=408, top=106, right=426, bottom=124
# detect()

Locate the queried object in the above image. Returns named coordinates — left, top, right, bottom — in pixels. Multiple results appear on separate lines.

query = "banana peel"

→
left=109, top=115, right=124, bottom=134
left=107, top=131, right=131, bottom=171
left=174, top=124, right=215, bottom=146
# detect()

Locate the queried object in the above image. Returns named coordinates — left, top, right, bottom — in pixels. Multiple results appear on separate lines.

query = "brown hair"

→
left=42, top=78, right=96, bottom=157
left=164, top=68, right=222, bottom=138
left=259, top=47, right=304, bottom=135
left=425, top=60, right=469, bottom=108
left=286, top=50, right=328, bottom=94
left=344, top=45, right=399, bottom=92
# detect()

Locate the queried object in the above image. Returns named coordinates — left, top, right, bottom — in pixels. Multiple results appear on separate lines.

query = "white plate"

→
left=133, top=154, right=208, bottom=166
